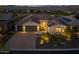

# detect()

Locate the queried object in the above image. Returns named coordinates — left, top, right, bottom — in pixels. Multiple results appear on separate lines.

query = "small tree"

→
left=64, top=26, right=74, bottom=40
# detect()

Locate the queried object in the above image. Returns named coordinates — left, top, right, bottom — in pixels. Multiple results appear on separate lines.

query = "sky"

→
left=0, top=0, right=79, bottom=5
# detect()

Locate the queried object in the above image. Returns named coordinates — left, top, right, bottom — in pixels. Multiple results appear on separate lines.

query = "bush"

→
left=36, top=32, right=68, bottom=49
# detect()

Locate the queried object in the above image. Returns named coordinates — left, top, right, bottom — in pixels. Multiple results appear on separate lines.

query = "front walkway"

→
left=6, top=32, right=38, bottom=50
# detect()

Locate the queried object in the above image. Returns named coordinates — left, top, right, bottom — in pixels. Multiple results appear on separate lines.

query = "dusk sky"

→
left=0, top=0, right=79, bottom=5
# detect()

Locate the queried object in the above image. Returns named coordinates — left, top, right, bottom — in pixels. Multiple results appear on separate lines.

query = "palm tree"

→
left=64, top=26, right=74, bottom=40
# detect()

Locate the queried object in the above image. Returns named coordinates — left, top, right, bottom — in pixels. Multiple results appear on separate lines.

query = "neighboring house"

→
left=0, top=13, right=12, bottom=35
left=59, top=16, right=79, bottom=36
left=69, top=19, right=79, bottom=34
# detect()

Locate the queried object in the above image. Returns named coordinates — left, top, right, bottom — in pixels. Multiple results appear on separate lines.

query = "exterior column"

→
left=70, top=26, right=73, bottom=29
left=15, top=25, right=17, bottom=32
left=23, top=26, right=26, bottom=32
left=37, top=26, right=39, bottom=32
left=47, top=27, right=49, bottom=32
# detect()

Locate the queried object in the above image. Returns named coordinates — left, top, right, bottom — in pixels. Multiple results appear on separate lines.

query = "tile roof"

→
left=0, top=13, right=12, bottom=21
left=23, top=21, right=39, bottom=26
left=16, top=14, right=53, bottom=26
left=16, top=14, right=78, bottom=27
left=49, top=19, right=59, bottom=26
left=59, top=17, right=73, bottom=25
left=70, top=19, right=79, bottom=26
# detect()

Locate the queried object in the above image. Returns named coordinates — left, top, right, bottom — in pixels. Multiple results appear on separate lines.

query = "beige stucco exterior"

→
left=16, top=20, right=67, bottom=34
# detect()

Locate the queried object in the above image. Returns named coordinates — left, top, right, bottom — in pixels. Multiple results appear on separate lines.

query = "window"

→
left=56, top=27, right=63, bottom=33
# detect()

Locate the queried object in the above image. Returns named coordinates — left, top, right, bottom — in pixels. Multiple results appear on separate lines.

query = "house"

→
left=0, top=13, right=76, bottom=35
left=15, top=14, right=73, bottom=34
left=0, top=13, right=12, bottom=35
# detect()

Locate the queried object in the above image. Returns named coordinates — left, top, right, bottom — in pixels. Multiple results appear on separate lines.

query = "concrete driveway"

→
left=6, top=32, right=38, bottom=50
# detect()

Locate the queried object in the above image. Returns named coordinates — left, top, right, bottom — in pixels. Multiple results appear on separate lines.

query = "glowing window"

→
left=56, top=27, right=62, bottom=32
left=62, top=29, right=64, bottom=32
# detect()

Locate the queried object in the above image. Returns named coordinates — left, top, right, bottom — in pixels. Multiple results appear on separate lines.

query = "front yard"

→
left=36, top=32, right=79, bottom=49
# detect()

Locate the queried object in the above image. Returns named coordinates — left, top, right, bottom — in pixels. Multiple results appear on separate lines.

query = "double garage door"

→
left=17, top=26, right=37, bottom=32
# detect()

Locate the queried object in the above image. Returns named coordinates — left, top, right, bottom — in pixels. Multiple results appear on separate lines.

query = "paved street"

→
left=6, top=32, right=38, bottom=50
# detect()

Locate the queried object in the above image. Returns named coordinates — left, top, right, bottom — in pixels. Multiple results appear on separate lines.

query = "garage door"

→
left=17, top=26, right=23, bottom=32
left=25, top=26, right=37, bottom=32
